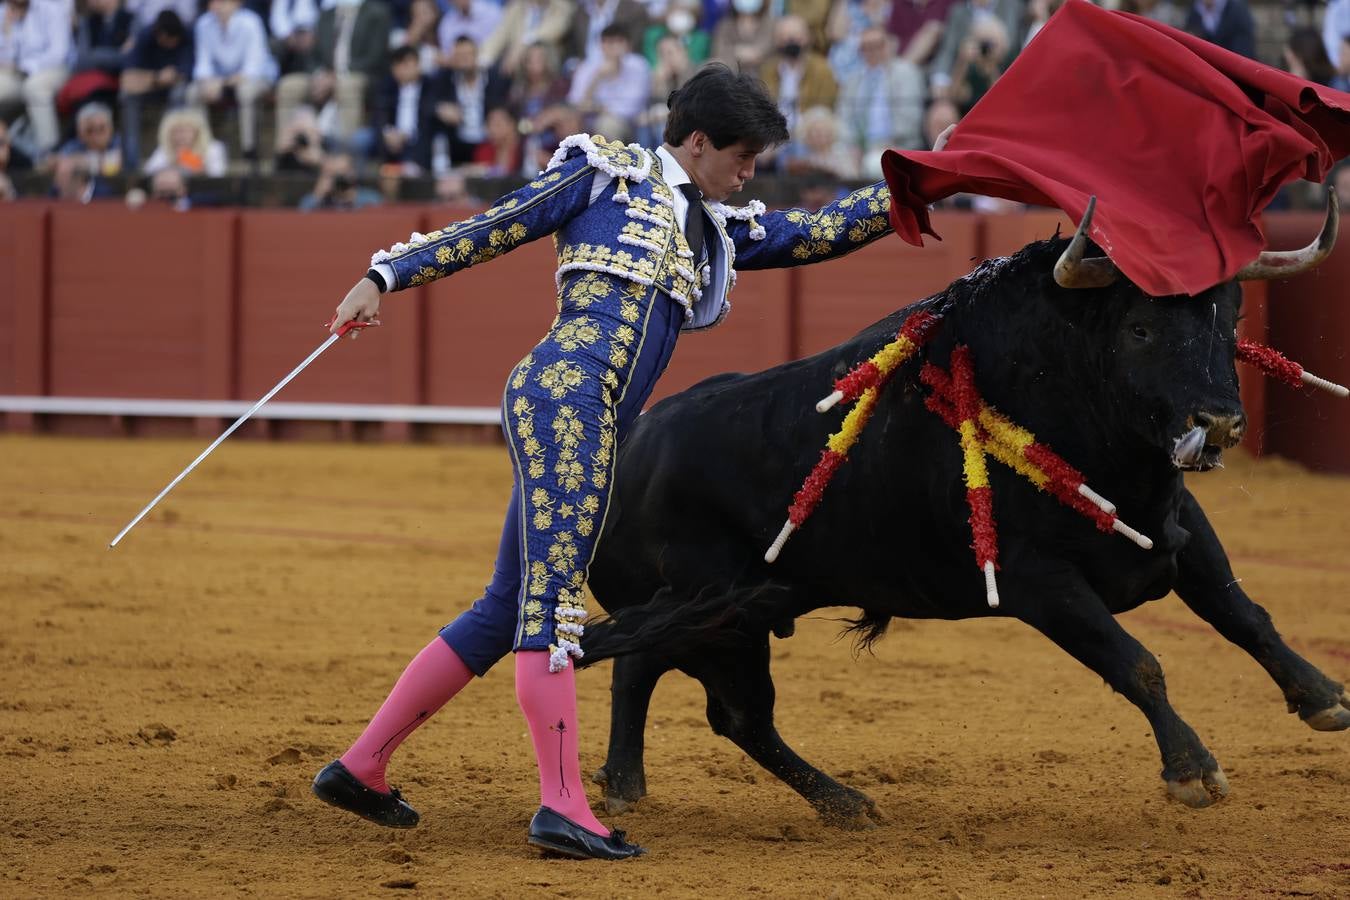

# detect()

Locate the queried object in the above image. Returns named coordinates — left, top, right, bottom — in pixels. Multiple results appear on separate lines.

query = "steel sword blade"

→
left=109, top=321, right=371, bottom=548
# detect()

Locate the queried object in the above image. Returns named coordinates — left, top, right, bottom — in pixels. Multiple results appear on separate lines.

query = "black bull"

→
left=578, top=217, right=1349, bottom=827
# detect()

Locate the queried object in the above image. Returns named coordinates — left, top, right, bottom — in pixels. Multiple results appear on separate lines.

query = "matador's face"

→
left=687, top=137, right=762, bottom=203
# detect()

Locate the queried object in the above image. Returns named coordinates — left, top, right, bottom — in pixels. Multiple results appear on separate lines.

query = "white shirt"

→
left=193, top=8, right=277, bottom=83
left=0, top=1, right=71, bottom=75
left=567, top=52, right=652, bottom=123
left=395, top=80, right=422, bottom=138
left=438, top=0, right=502, bottom=50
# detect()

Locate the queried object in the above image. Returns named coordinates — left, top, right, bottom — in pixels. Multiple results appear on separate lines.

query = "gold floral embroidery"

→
left=848, top=215, right=890, bottom=244
left=511, top=353, right=534, bottom=390
left=528, top=171, right=564, bottom=189
left=408, top=265, right=443, bottom=286
left=522, top=599, right=545, bottom=636
left=784, top=186, right=893, bottom=259
left=528, top=561, right=549, bottom=597
left=547, top=532, right=579, bottom=569
left=553, top=317, right=602, bottom=351
left=566, top=273, right=611, bottom=309
left=537, top=360, right=586, bottom=398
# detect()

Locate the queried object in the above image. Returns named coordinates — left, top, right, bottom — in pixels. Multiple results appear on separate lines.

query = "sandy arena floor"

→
left=1, top=434, right=1348, bottom=898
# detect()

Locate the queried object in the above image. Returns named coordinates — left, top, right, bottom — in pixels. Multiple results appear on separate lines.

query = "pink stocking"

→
left=339, top=637, right=474, bottom=794
left=515, top=650, right=610, bottom=836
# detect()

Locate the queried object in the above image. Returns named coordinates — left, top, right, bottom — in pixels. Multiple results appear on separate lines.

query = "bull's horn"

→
left=1054, top=196, right=1121, bottom=289
left=1236, top=189, right=1339, bottom=281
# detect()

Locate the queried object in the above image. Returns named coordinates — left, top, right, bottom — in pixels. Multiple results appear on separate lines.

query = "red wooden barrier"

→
left=0, top=204, right=1344, bottom=472
left=1264, top=212, right=1350, bottom=473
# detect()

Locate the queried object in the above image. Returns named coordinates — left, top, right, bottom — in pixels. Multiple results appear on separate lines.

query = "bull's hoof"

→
left=815, top=788, right=885, bottom=830
left=1166, top=765, right=1229, bottom=808
left=594, top=765, right=643, bottom=816
left=1302, top=694, right=1350, bottom=732
left=604, top=794, right=638, bottom=816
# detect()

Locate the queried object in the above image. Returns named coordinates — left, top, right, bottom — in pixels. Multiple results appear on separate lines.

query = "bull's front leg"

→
left=1013, top=573, right=1229, bottom=807
left=1174, top=490, right=1349, bottom=730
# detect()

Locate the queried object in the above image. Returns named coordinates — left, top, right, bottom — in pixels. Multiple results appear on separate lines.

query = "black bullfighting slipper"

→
left=526, top=806, right=646, bottom=860
left=311, top=760, right=419, bottom=829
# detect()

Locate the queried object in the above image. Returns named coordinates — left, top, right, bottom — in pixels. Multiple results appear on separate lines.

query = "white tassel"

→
left=1111, top=518, right=1154, bottom=550
left=816, top=390, right=844, bottom=413
left=1301, top=369, right=1349, bottom=398
left=764, top=520, right=795, bottom=563
left=983, top=560, right=1000, bottom=608
left=1076, top=483, right=1116, bottom=515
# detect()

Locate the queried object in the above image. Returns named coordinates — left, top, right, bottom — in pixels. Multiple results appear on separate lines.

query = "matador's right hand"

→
left=331, top=277, right=382, bottom=337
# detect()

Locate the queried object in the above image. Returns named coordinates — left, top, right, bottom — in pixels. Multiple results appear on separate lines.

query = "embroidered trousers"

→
left=439, top=274, right=684, bottom=674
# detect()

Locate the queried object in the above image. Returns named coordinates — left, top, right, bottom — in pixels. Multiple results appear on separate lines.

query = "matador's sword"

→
left=109, top=318, right=376, bottom=548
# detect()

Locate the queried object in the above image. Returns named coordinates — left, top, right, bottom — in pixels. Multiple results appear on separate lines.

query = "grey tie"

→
left=678, top=183, right=705, bottom=264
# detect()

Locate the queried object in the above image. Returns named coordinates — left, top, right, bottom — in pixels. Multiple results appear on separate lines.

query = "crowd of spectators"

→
left=0, top=0, right=1342, bottom=210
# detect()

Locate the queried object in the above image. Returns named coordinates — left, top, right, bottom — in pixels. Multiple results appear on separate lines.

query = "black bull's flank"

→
left=577, top=212, right=1349, bottom=827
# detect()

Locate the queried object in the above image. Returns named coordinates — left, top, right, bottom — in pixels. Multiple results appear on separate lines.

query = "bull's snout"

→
left=1194, top=410, right=1246, bottom=449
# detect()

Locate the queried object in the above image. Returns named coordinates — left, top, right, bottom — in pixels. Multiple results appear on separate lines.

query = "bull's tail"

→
left=578, top=581, right=794, bottom=667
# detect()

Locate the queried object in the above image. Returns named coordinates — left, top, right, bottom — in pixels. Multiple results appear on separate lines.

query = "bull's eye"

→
left=1131, top=324, right=1152, bottom=342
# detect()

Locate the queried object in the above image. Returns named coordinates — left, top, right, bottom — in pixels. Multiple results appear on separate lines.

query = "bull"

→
left=577, top=200, right=1349, bottom=827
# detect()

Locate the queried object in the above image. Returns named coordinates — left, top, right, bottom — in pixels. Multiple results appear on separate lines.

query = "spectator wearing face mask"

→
left=759, top=14, right=836, bottom=136
left=710, top=0, right=773, bottom=73
left=0, top=0, right=72, bottom=153
left=782, top=0, right=833, bottom=51
left=641, top=0, right=708, bottom=66
left=565, top=0, right=648, bottom=65
left=566, top=23, right=650, bottom=140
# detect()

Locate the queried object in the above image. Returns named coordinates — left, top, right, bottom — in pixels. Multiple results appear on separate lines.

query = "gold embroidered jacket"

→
left=370, top=134, right=895, bottom=331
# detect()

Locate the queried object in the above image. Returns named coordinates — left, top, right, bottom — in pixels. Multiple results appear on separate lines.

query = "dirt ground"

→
left=1, top=434, right=1348, bottom=899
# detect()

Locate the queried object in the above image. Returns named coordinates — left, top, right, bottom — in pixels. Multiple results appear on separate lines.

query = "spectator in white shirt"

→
left=566, top=23, right=651, bottom=141
left=835, top=26, right=925, bottom=175
left=0, top=0, right=72, bottom=152
left=187, top=0, right=276, bottom=160
left=438, top=0, right=502, bottom=58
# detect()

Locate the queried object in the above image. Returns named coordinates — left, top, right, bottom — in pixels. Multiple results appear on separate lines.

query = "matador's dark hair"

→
left=663, top=63, right=789, bottom=150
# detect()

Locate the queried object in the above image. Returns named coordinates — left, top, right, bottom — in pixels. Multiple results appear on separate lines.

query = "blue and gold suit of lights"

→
left=371, top=134, right=894, bottom=673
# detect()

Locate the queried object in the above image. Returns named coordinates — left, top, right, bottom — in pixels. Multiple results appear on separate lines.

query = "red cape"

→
left=881, top=0, right=1350, bottom=296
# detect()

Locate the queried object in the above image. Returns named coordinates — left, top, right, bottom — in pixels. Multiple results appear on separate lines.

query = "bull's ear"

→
left=1236, top=188, right=1338, bottom=281
left=1054, top=196, right=1121, bottom=290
